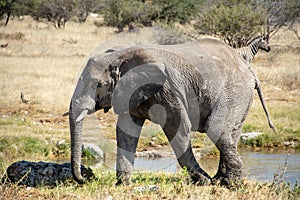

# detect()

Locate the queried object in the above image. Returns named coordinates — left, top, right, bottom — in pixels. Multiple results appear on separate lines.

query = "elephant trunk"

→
left=69, top=102, right=85, bottom=183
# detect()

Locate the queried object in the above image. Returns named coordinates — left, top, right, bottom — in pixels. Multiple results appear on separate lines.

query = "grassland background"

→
left=0, top=17, right=299, bottom=199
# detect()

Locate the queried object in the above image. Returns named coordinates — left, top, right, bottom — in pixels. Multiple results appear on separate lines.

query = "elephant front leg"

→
left=115, top=113, right=144, bottom=185
left=177, top=145, right=212, bottom=185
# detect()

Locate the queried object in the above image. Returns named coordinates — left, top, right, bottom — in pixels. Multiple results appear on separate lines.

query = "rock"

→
left=82, top=142, right=105, bottom=160
left=240, top=132, right=263, bottom=141
left=283, top=141, right=297, bottom=147
left=150, top=141, right=156, bottom=147
left=104, top=195, right=114, bottom=200
left=5, top=160, right=95, bottom=187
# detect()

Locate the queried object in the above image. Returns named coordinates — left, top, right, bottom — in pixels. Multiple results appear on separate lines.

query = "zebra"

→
left=237, top=36, right=275, bottom=133
left=237, top=36, right=270, bottom=63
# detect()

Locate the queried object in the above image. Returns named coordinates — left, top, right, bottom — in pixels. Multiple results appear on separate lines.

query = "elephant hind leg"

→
left=213, top=139, right=244, bottom=186
left=209, top=128, right=244, bottom=186
left=206, top=104, right=245, bottom=186
left=162, top=105, right=211, bottom=185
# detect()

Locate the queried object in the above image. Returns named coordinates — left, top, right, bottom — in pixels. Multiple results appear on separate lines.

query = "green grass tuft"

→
left=240, top=133, right=284, bottom=148
left=0, top=136, right=51, bottom=159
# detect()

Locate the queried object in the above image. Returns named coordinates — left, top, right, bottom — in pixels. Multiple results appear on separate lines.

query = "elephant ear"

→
left=112, top=63, right=167, bottom=114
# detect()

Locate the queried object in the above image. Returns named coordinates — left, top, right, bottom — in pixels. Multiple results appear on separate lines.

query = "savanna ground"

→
left=0, top=17, right=300, bottom=199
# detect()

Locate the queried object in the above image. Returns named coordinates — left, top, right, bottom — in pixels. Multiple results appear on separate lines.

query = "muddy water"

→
left=99, top=149, right=300, bottom=186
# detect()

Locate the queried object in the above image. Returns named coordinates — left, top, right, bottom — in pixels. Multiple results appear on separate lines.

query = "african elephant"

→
left=68, top=38, right=271, bottom=186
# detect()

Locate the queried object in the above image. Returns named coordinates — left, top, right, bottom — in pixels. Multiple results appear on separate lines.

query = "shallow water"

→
left=81, top=115, right=299, bottom=185
left=239, top=149, right=300, bottom=186
left=100, top=149, right=300, bottom=186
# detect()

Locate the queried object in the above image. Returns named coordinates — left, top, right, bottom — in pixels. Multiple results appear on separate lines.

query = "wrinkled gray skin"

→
left=69, top=38, right=259, bottom=186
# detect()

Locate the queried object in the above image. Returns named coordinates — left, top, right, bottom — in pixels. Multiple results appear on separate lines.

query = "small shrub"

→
left=12, top=32, right=25, bottom=40
left=82, top=148, right=95, bottom=159
left=241, top=133, right=284, bottom=148
left=0, top=32, right=25, bottom=40
left=52, top=141, right=70, bottom=158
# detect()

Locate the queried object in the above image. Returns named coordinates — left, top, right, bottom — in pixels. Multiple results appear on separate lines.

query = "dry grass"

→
left=0, top=17, right=115, bottom=115
left=0, top=17, right=300, bottom=199
left=1, top=171, right=299, bottom=200
left=1, top=17, right=299, bottom=132
left=0, top=164, right=298, bottom=200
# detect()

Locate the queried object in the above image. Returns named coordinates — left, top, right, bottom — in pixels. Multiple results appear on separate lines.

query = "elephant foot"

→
left=211, top=175, right=229, bottom=186
left=190, top=171, right=212, bottom=186
left=211, top=169, right=227, bottom=185
left=212, top=171, right=243, bottom=187
left=116, top=171, right=131, bottom=186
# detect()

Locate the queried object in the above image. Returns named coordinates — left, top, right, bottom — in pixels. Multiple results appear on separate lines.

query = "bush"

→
left=195, top=1, right=265, bottom=47
left=0, top=0, right=36, bottom=25
left=103, top=0, right=203, bottom=32
left=103, top=0, right=147, bottom=32
left=31, top=0, right=77, bottom=29
left=151, top=0, right=201, bottom=24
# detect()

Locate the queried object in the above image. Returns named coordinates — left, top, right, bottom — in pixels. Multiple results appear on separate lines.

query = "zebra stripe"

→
left=237, top=36, right=270, bottom=63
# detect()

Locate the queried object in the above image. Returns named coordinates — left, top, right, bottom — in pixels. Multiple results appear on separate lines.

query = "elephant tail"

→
left=256, top=85, right=276, bottom=133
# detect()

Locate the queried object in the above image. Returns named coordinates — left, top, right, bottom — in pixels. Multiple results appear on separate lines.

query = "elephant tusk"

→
left=76, top=110, right=88, bottom=122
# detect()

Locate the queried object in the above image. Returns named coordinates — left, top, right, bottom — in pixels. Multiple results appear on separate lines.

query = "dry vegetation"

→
left=0, top=17, right=300, bottom=199
left=0, top=17, right=115, bottom=113
left=1, top=172, right=298, bottom=200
